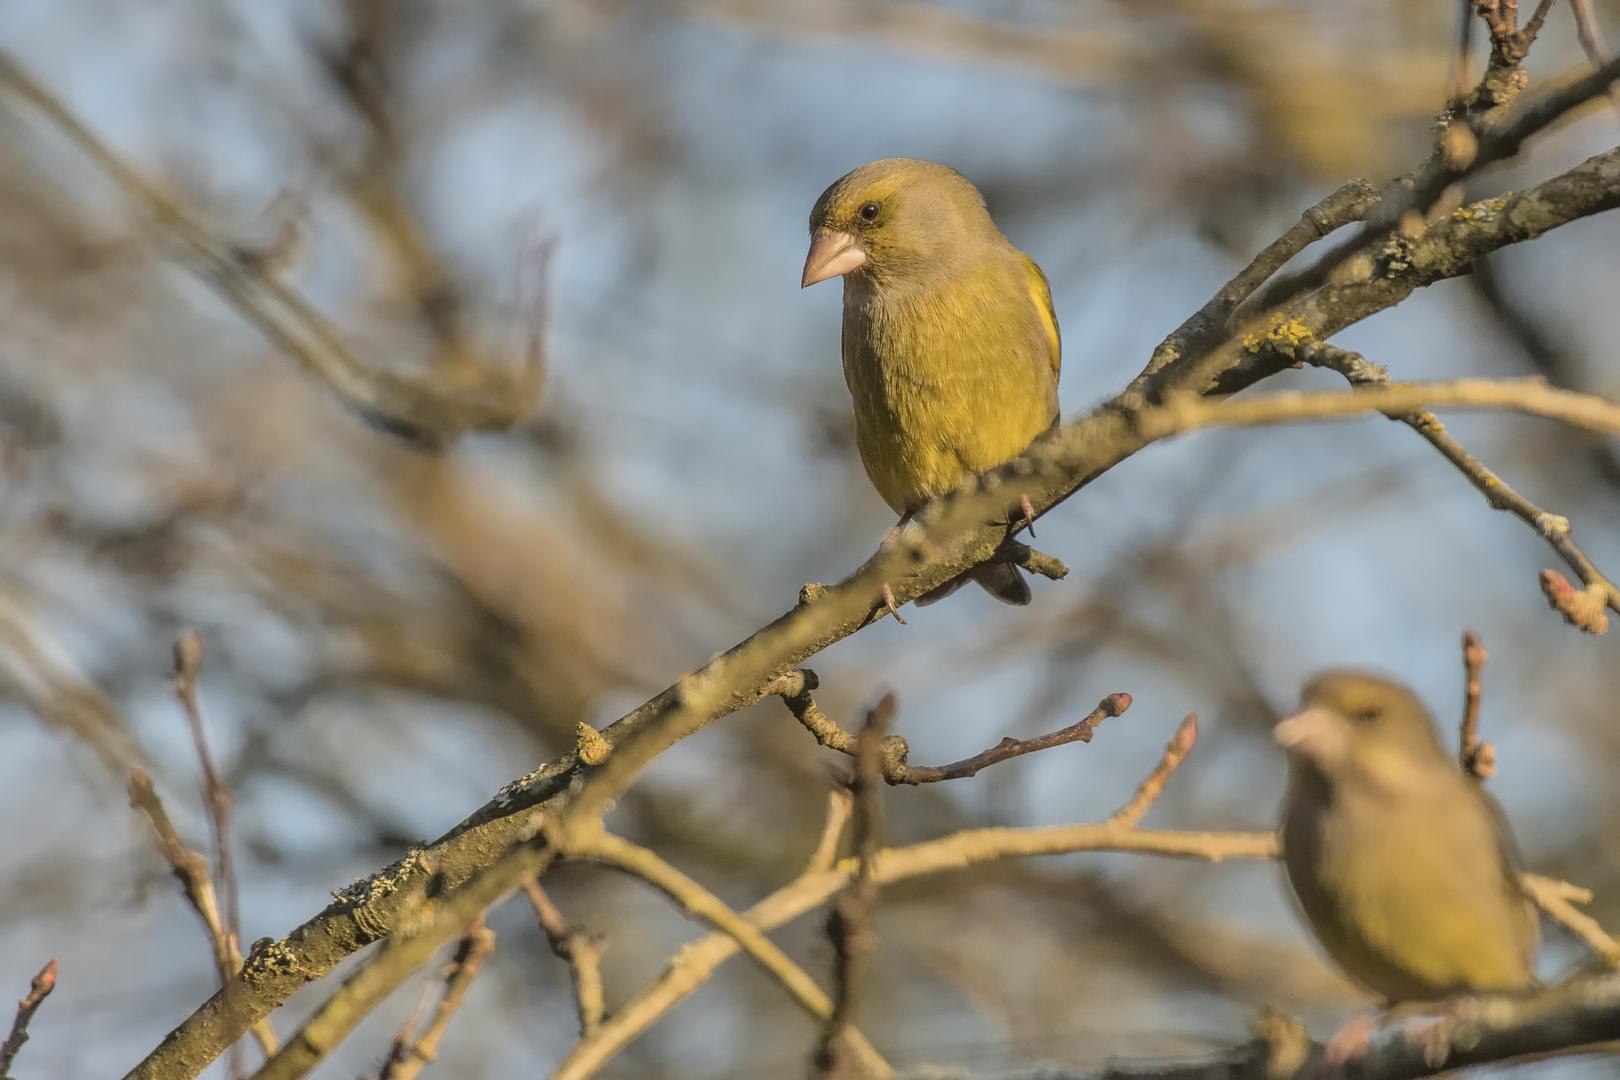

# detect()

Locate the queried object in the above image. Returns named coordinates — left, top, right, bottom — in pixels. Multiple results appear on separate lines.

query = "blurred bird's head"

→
left=802, top=158, right=999, bottom=289
left=1275, top=670, right=1453, bottom=793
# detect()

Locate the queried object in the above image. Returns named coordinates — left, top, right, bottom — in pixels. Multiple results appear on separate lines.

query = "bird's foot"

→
left=1323, top=1011, right=1385, bottom=1064
left=881, top=583, right=907, bottom=625
left=1020, top=494, right=1036, bottom=538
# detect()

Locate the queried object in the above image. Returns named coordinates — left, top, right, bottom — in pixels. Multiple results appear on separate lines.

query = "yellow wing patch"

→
left=1019, top=253, right=1061, bottom=383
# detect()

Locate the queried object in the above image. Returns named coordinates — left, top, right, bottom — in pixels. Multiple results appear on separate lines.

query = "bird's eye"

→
left=1358, top=705, right=1382, bottom=723
left=859, top=201, right=881, bottom=221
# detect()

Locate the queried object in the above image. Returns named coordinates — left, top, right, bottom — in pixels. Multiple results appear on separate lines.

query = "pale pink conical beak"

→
left=1274, top=705, right=1350, bottom=767
left=801, top=229, right=866, bottom=288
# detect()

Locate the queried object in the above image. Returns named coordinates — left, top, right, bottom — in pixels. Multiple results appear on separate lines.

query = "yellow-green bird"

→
left=802, top=158, right=1060, bottom=606
left=1276, top=671, right=1538, bottom=1006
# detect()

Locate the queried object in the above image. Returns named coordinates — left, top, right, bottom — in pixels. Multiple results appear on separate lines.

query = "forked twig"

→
left=522, top=881, right=607, bottom=1039
left=376, top=916, right=497, bottom=1080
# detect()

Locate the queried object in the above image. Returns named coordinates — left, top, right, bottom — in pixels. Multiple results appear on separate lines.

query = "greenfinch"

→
left=802, top=158, right=1060, bottom=606
left=1276, top=671, right=1538, bottom=1006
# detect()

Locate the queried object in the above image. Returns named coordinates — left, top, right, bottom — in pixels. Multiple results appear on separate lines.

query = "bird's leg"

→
left=880, top=511, right=913, bottom=549
left=880, top=583, right=908, bottom=625
left=1323, top=1009, right=1392, bottom=1064
left=1019, top=494, right=1037, bottom=538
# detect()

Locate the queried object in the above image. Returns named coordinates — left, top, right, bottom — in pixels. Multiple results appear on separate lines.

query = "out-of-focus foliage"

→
left=0, top=0, right=1617, bottom=1076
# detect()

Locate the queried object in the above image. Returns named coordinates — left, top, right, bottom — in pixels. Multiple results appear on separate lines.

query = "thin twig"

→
left=0, top=959, right=57, bottom=1080
left=778, top=682, right=1133, bottom=786
left=1108, top=714, right=1198, bottom=828
left=807, top=791, right=856, bottom=875
left=812, top=699, right=890, bottom=1078
left=521, top=880, right=607, bottom=1038
left=1459, top=630, right=1496, bottom=780
left=1569, top=0, right=1620, bottom=113
left=1297, top=343, right=1619, bottom=633
left=376, top=916, right=497, bottom=1080
left=569, top=829, right=893, bottom=1078
left=171, top=633, right=239, bottom=970
left=127, top=770, right=278, bottom=1059
left=1521, top=873, right=1620, bottom=965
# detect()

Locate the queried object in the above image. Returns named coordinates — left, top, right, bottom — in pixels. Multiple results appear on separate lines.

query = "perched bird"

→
left=1276, top=670, right=1538, bottom=1007
left=802, top=158, right=1060, bottom=606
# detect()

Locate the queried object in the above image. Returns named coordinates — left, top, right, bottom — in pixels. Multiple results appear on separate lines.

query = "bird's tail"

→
left=915, top=562, right=1031, bottom=607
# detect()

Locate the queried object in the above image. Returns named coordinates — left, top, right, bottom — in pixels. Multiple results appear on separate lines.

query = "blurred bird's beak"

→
left=1274, top=706, right=1350, bottom=767
left=802, top=229, right=866, bottom=287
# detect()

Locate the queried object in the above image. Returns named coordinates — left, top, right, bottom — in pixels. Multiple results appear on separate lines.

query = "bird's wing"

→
left=1018, top=252, right=1061, bottom=384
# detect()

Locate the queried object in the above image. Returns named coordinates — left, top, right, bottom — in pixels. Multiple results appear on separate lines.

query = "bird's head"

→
left=802, top=158, right=996, bottom=289
left=1275, top=670, right=1451, bottom=791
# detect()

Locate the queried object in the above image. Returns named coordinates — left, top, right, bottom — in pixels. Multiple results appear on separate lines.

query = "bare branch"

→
left=1459, top=630, right=1496, bottom=779
left=570, top=828, right=893, bottom=1078
left=376, top=916, right=497, bottom=1080
left=521, top=881, right=606, bottom=1039
left=1298, top=342, right=1620, bottom=633
left=0, top=959, right=57, bottom=1080
left=1108, top=714, right=1199, bottom=828
left=547, top=712, right=1268, bottom=1080
left=1521, top=874, right=1620, bottom=965
left=812, top=699, right=890, bottom=1079
left=779, top=683, right=1133, bottom=786
left=127, top=769, right=277, bottom=1060
left=807, top=791, right=856, bottom=875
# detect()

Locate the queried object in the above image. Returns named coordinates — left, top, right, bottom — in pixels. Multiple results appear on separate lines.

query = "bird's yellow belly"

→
left=844, top=323, right=1055, bottom=514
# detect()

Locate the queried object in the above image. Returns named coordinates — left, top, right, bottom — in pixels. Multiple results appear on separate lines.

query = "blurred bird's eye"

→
left=1358, top=705, right=1382, bottom=722
left=859, top=201, right=881, bottom=221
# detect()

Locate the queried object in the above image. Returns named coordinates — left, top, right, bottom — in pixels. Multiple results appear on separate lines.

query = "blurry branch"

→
left=808, top=790, right=856, bottom=875
left=521, top=880, right=606, bottom=1039
left=1108, top=714, right=1198, bottom=828
left=811, top=698, right=889, bottom=1080
left=0, top=585, right=146, bottom=775
left=1063, top=970, right=1620, bottom=1080
left=1467, top=254, right=1620, bottom=487
left=127, top=770, right=278, bottom=1058
left=549, top=711, right=1266, bottom=1080
left=1446, top=630, right=1616, bottom=961
left=1294, top=342, right=1618, bottom=634
left=126, top=60, right=1620, bottom=1080
left=375, top=916, right=497, bottom=1080
left=1458, top=630, right=1496, bottom=780
left=171, top=633, right=242, bottom=965
left=775, top=670, right=1131, bottom=785
left=1568, top=0, right=1620, bottom=112
left=672, top=0, right=1136, bottom=88
left=567, top=827, right=893, bottom=1078
left=1521, top=874, right=1620, bottom=965
left=0, top=959, right=56, bottom=1080
left=0, top=54, right=541, bottom=443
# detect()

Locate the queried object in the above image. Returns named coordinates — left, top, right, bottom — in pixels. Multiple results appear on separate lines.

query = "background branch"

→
left=0, top=959, right=56, bottom=1080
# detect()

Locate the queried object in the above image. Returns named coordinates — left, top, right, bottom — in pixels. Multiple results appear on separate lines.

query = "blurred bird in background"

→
left=802, top=158, right=1061, bottom=606
left=1275, top=670, right=1538, bottom=1050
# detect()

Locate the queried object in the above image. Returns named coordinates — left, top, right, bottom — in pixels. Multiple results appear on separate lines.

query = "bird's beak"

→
left=1274, top=705, right=1350, bottom=767
left=801, top=229, right=866, bottom=288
